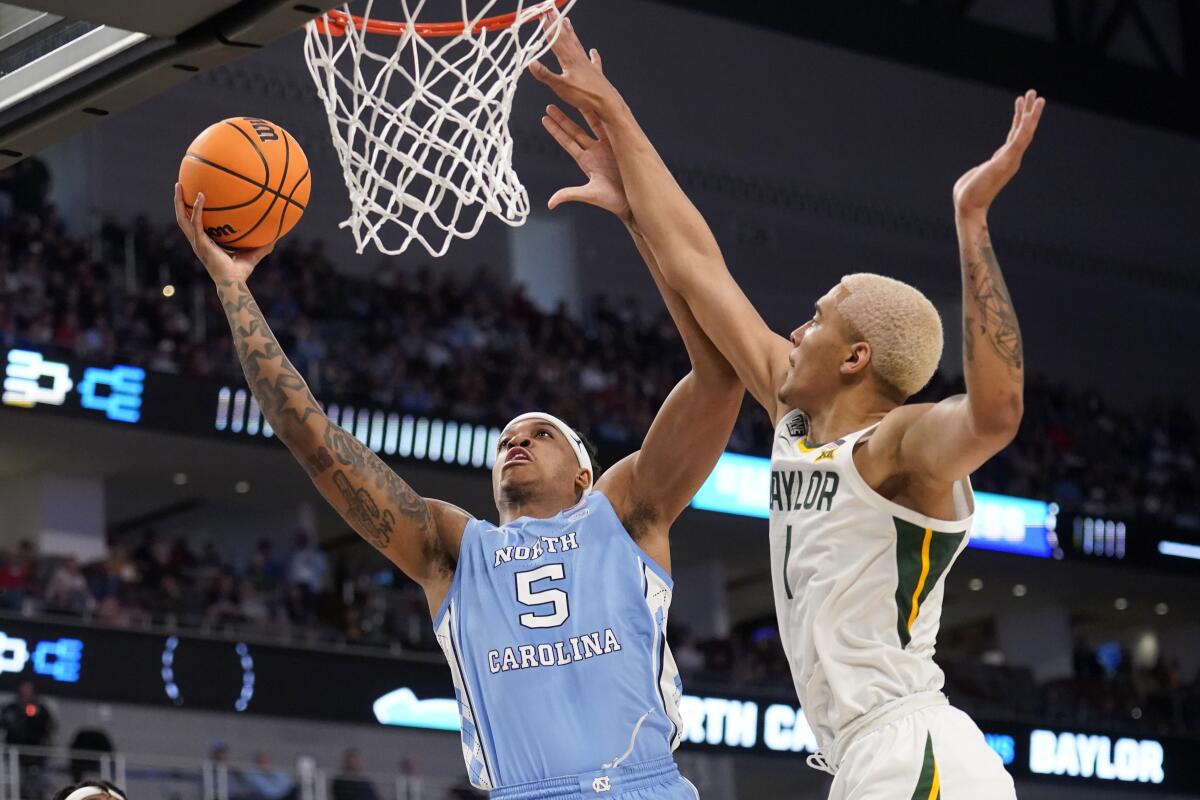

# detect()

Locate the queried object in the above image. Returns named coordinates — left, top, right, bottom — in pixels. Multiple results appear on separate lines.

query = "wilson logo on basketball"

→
left=179, top=116, right=310, bottom=250
left=244, top=118, right=279, bottom=142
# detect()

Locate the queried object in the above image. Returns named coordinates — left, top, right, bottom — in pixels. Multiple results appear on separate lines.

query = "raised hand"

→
left=174, top=182, right=275, bottom=284
left=953, top=90, right=1046, bottom=220
left=542, top=100, right=631, bottom=222
left=528, top=15, right=619, bottom=116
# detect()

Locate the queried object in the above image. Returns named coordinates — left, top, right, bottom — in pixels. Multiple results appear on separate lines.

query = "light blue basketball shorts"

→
left=488, top=756, right=699, bottom=800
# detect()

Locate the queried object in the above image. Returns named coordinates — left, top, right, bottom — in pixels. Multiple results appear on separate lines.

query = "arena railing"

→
left=0, top=744, right=444, bottom=800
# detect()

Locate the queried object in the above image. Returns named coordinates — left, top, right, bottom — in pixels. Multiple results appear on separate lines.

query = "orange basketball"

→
left=178, top=117, right=311, bottom=250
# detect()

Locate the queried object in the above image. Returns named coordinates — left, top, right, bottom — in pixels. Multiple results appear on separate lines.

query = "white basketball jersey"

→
left=769, top=409, right=974, bottom=752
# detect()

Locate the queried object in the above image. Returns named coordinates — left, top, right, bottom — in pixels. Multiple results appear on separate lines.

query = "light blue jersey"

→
left=433, top=491, right=684, bottom=791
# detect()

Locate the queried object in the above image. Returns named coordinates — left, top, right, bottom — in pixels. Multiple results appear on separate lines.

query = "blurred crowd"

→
left=0, top=202, right=1197, bottom=529
left=3, top=531, right=433, bottom=651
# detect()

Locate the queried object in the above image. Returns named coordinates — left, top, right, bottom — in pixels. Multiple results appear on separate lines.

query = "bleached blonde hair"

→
left=836, top=273, right=943, bottom=398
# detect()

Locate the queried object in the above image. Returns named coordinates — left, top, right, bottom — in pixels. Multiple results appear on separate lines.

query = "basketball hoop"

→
left=303, top=1, right=577, bottom=257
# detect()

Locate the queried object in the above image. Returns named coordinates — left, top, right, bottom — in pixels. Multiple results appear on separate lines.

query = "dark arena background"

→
left=0, top=1, right=1198, bottom=798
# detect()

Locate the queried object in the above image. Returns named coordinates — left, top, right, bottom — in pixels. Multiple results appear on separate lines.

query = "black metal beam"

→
left=650, top=0, right=1200, bottom=138
left=1126, top=1, right=1177, bottom=75
left=1179, top=0, right=1199, bottom=80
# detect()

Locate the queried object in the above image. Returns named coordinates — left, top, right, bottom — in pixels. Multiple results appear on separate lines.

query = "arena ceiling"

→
left=653, top=0, right=1200, bottom=138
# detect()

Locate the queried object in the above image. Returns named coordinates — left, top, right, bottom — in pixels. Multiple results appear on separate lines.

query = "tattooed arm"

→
left=174, top=185, right=467, bottom=615
left=884, top=91, right=1045, bottom=485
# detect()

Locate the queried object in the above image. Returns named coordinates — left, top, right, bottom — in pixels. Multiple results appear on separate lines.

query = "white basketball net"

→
left=303, top=0, right=576, bottom=257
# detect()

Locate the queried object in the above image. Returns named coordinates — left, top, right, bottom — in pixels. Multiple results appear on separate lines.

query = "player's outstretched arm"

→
left=531, top=19, right=791, bottom=424
left=539, top=104, right=743, bottom=573
left=174, top=185, right=467, bottom=615
left=887, top=92, right=1045, bottom=482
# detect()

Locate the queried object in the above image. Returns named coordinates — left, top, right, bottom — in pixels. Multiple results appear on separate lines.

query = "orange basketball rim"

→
left=314, top=0, right=570, bottom=38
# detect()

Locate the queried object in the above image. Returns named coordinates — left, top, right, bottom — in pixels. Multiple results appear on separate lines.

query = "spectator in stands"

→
left=1, top=681, right=56, bottom=800
left=88, top=545, right=138, bottom=606
left=205, top=574, right=244, bottom=628
left=208, top=743, right=245, bottom=799
left=247, top=539, right=284, bottom=590
left=65, top=728, right=115, bottom=784
left=0, top=541, right=36, bottom=611
left=286, top=534, right=327, bottom=623
left=237, top=752, right=296, bottom=800
left=209, top=742, right=229, bottom=765
left=194, top=541, right=226, bottom=584
left=130, top=530, right=158, bottom=577
left=236, top=579, right=270, bottom=626
left=43, top=558, right=93, bottom=615
left=330, top=749, right=378, bottom=800
left=93, top=597, right=134, bottom=628
left=0, top=156, right=51, bottom=216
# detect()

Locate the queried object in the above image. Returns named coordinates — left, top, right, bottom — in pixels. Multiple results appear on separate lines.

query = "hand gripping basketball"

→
left=174, top=183, right=275, bottom=284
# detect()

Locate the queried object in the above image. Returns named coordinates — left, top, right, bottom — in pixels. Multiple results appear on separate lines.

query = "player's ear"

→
left=574, top=468, right=591, bottom=497
left=842, top=341, right=871, bottom=376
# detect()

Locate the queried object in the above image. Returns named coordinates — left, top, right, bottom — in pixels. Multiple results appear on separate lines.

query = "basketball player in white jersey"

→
left=533, top=18, right=1043, bottom=798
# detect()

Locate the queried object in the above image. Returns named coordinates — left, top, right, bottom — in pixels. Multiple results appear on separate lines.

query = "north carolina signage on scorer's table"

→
left=373, top=685, right=1173, bottom=788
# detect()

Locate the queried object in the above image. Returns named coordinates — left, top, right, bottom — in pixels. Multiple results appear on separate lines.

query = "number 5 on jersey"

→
left=515, top=564, right=570, bottom=628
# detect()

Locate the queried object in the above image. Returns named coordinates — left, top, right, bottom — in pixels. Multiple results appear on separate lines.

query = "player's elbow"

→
left=659, top=242, right=724, bottom=296
left=969, top=392, right=1023, bottom=443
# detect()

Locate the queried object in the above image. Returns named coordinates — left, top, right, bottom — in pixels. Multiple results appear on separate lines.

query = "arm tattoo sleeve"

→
left=216, top=280, right=444, bottom=573
left=961, top=227, right=1024, bottom=378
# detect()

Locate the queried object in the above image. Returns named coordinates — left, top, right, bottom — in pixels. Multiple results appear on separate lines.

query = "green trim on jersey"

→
left=910, top=732, right=941, bottom=799
left=783, top=525, right=795, bottom=600
left=894, top=518, right=965, bottom=648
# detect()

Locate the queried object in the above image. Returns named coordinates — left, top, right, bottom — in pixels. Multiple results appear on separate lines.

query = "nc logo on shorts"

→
left=591, top=776, right=611, bottom=793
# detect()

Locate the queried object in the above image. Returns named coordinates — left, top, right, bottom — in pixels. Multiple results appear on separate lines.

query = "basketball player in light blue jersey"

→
left=173, top=151, right=743, bottom=795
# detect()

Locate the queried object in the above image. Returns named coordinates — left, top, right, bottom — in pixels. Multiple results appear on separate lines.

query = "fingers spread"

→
left=543, top=12, right=585, bottom=68
left=561, top=17, right=586, bottom=55
left=548, top=184, right=590, bottom=210
left=1014, top=93, right=1046, bottom=147
left=1005, top=97, right=1021, bottom=145
left=546, top=104, right=594, bottom=149
left=542, top=114, right=583, bottom=157
left=528, top=59, right=563, bottom=88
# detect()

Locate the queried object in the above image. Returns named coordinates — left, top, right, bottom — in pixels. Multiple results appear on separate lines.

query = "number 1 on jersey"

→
left=515, top=564, right=570, bottom=628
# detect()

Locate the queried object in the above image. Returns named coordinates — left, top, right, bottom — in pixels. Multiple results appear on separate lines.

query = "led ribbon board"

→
left=691, top=452, right=1056, bottom=557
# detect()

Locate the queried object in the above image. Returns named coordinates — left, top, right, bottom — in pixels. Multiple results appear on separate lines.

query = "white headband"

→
left=503, top=412, right=593, bottom=495
left=64, top=788, right=124, bottom=800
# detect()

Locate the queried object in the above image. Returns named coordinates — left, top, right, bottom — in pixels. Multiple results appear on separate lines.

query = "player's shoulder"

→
left=864, top=401, right=941, bottom=454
